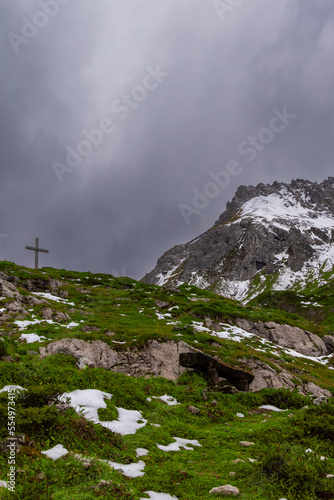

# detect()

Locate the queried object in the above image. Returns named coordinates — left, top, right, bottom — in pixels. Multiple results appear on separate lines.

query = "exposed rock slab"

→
left=0, top=279, right=21, bottom=300
left=240, top=357, right=331, bottom=398
left=39, top=339, right=196, bottom=381
left=40, top=339, right=119, bottom=369
left=323, top=335, right=334, bottom=353
left=236, top=319, right=329, bottom=356
left=39, top=337, right=332, bottom=396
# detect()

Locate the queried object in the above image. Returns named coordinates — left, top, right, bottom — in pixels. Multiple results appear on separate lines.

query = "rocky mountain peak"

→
left=218, top=177, right=334, bottom=226
left=143, top=177, right=334, bottom=302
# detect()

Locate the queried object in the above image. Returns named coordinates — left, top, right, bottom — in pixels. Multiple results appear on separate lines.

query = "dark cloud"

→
left=1, top=0, right=334, bottom=278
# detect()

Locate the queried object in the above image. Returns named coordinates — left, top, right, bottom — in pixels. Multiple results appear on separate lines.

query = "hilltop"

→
left=0, top=261, right=333, bottom=499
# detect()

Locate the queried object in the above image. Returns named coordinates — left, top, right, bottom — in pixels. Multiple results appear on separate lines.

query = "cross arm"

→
left=25, top=246, right=49, bottom=253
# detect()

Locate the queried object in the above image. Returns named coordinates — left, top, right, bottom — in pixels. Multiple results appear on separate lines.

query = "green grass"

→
left=0, top=260, right=333, bottom=499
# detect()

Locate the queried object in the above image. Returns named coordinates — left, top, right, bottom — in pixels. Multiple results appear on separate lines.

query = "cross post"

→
left=25, top=237, right=49, bottom=269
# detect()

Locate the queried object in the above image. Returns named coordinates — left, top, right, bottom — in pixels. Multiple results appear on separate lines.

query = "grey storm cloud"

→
left=1, top=0, right=334, bottom=278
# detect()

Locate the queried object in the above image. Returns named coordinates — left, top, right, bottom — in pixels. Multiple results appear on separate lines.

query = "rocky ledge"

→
left=39, top=338, right=331, bottom=398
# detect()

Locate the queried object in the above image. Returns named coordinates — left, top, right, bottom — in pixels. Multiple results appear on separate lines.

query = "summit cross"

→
left=25, top=237, right=49, bottom=269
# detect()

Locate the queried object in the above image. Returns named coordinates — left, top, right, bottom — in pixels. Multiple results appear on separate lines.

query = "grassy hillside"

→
left=249, top=278, right=334, bottom=332
left=0, top=262, right=333, bottom=499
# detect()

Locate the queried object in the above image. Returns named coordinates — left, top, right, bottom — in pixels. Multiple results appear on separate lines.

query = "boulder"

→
left=245, top=358, right=296, bottom=392
left=55, top=312, right=71, bottom=322
left=187, top=405, right=200, bottom=415
left=209, top=484, right=239, bottom=496
left=41, top=307, right=53, bottom=320
left=1, top=355, right=14, bottom=363
left=179, top=351, right=254, bottom=391
left=155, top=300, right=170, bottom=309
left=205, top=317, right=213, bottom=328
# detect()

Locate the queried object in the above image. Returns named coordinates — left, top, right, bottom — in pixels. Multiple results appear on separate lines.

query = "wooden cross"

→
left=25, top=237, right=49, bottom=269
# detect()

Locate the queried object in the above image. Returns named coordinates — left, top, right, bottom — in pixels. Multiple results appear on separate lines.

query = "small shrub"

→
left=259, top=388, right=311, bottom=409
left=259, top=444, right=334, bottom=499
left=95, top=483, right=136, bottom=499
left=262, top=448, right=286, bottom=478
left=292, top=402, right=334, bottom=442
left=16, top=384, right=65, bottom=408
left=16, top=406, right=59, bottom=434
left=0, top=342, right=8, bottom=358
left=111, top=277, right=134, bottom=289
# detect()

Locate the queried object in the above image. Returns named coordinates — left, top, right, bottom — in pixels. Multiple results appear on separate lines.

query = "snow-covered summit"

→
left=238, top=189, right=334, bottom=233
left=142, top=177, right=334, bottom=302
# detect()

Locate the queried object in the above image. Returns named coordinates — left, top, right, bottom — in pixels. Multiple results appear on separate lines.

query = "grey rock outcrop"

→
left=38, top=337, right=331, bottom=397
left=242, top=357, right=331, bottom=398
left=235, top=319, right=330, bottom=356
left=245, top=358, right=297, bottom=392
left=323, top=335, right=334, bottom=353
left=155, top=300, right=170, bottom=309
left=6, top=302, right=28, bottom=315
left=0, top=278, right=21, bottom=300
left=21, top=278, right=64, bottom=295
left=313, top=395, right=328, bottom=405
left=303, top=382, right=331, bottom=398
left=0, top=273, right=70, bottom=321
left=39, top=338, right=196, bottom=381
left=39, top=338, right=120, bottom=370
left=41, top=307, right=53, bottom=320
left=0, top=278, right=29, bottom=318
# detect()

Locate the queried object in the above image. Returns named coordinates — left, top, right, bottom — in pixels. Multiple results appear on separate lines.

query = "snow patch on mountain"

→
left=237, top=190, right=334, bottom=233
left=214, top=278, right=251, bottom=303
left=155, top=257, right=187, bottom=286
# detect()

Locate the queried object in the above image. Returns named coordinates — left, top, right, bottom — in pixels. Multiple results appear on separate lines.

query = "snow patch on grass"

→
left=60, top=389, right=147, bottom=435
left=140, top=493, right=179, bottom=500
left=20, top=333, right=47, bottom=343
left=148, top=395, right=180, bottom=406
left=32, top=292, right=75, bottom=305
left=41, top=444, right=68, bottom=460
left=157, top=437, right=202, bottom=452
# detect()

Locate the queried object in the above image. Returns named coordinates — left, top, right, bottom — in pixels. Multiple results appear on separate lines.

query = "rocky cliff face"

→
left=142, top=178, right=334, bottom=301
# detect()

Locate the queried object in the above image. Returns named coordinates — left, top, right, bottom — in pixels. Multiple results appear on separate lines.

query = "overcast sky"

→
left=1, top=0, right=334, bottom=278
